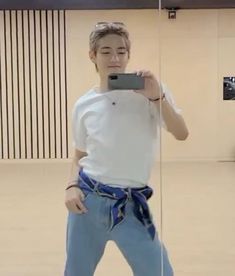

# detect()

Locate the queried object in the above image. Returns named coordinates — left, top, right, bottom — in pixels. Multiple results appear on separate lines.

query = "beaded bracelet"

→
left=148, top=93, right=165, bottom=101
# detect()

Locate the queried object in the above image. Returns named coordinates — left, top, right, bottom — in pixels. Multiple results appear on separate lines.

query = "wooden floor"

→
left=0, top=160, right=234, bottom=276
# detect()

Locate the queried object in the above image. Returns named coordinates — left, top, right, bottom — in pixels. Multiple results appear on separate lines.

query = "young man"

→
left=64, top=22, right=189, bottom=276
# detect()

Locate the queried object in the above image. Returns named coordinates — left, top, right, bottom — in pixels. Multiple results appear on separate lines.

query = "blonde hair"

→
left=89, top=23, right=131, bottom=72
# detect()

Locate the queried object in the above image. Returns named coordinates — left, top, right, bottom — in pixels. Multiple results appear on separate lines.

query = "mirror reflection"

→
left=1, top=2, right=234, bottom=276
left=160, top=3, right=235, bottom=276
left=65, top=13, right=188, bottom=275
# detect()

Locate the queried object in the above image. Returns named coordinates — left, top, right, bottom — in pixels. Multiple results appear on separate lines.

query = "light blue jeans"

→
left=64, top=188, right=174, bottom=276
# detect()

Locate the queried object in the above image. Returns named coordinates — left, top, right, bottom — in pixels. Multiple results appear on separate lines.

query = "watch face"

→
left=224, top=77, right=235, bottom=100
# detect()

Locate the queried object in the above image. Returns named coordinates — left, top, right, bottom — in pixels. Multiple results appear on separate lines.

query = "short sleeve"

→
left=149, top=83, right=182, bottom=129
left=71, top=101, right=87, bottom=152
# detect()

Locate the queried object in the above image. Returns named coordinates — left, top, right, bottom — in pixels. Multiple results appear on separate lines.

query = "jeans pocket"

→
left=82, top=188, right=92, bottom=201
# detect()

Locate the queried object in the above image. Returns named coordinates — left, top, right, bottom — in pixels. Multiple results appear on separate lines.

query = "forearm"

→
left=131, top=70, right=189, bottom=140
left=67, top=157, right=81, bottom=187
left=154, top=99, right=189, bottom=140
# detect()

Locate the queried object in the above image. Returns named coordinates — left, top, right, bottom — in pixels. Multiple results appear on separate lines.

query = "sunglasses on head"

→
left=95, top=22, right=125, bottom=27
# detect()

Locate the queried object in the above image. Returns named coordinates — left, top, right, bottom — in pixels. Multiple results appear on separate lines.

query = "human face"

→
left=90, top=34, right=129, bottom=79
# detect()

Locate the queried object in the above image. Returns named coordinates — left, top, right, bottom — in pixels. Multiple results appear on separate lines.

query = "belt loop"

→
left=93, top=181, right=100, bottom=195
left=127, top=187, right=132, bottom=200
left=86, top=173, right=99, bottom=192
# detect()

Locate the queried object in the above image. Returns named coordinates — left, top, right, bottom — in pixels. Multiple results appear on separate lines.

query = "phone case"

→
left=108, top=73, right=145, bottom=90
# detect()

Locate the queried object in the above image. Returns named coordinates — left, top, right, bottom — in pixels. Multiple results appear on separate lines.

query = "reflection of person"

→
left=64, top=22, right=189, bottom=276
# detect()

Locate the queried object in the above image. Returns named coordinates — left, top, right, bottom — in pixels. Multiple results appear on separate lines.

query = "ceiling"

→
left=0, top=0, right=235, bottom=10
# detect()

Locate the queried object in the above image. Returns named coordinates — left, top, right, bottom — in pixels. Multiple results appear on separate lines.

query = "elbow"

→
left=175, top=130, right=189, bottom=140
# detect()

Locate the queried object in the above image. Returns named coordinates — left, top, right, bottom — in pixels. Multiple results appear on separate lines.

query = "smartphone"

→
left=108, top=73, right=145, bottom=90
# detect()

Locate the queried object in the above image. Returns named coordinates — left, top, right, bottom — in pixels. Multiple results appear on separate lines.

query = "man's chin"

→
left=107, top=67, right=124, bottom=74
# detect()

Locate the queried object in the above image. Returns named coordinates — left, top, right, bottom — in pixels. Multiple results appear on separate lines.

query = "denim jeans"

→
left=64, top=185, right=174, bottom=276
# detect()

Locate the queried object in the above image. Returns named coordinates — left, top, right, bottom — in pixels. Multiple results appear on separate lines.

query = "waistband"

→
left=78, top=168, right=156, bottom=240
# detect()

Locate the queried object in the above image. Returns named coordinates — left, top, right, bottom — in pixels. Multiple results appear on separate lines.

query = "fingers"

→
left=66, top=200, right=87, bottom=214
left=75, top=200, right=88, bottom=214
left=65, top=190, right=88, bottom=214
left=134, top=70, right=152, bottom=77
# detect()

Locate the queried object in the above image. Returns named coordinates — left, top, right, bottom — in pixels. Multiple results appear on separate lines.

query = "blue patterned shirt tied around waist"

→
left=78, top=169, right=156, bottom=240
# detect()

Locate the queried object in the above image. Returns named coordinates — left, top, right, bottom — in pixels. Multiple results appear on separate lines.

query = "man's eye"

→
left=101, top=52, right=110, bottom=54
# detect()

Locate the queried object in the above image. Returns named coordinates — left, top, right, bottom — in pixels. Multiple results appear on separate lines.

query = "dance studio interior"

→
left=0, top=0, right=235, bottom=275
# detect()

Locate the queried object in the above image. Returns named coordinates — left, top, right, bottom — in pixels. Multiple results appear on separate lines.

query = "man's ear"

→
left=89, top=50, right=96, bottom=63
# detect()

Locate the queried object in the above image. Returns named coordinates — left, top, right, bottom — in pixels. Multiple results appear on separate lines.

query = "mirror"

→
left=64, top=5, right=166, bottom=276
left=159, top=3, right=235, bottom=276
left=0, top=4, right=167, bottom=276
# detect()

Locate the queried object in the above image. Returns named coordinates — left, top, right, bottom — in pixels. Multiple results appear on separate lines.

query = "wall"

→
left=1, top=9, right=234, bottom=161
left=67, top=9, right=235, bottom=161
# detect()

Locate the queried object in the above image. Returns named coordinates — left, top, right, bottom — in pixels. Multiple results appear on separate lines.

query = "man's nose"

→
left=110, top=54, right=119, bottom=61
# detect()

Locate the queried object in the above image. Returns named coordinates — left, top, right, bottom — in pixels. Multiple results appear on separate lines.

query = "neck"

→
left=99, top=79, right=109, bottom=92
left=95, top=77, right=109, bottom=93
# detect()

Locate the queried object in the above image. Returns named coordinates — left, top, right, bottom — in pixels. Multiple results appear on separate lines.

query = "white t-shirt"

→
left=72, top=84, right=181, bottom=188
